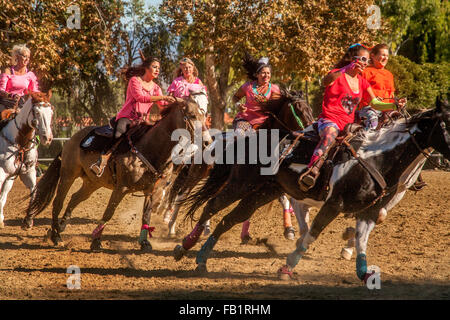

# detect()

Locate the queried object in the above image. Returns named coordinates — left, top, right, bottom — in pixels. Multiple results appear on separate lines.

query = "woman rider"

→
left=298, top=43, right=406, bottom=191
left=90, top=57, right=175, bottom=176
left=167, top=57, right=207, bottom=110
left=0, top=44, right=39, bottom=118
left=232, top=54, right=296, bottom=242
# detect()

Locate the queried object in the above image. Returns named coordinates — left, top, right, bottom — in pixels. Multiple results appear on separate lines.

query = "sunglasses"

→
left=354, top=56, right=369, bottom=63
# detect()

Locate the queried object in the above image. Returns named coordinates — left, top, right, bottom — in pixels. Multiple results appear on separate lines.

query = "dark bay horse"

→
left=162, top=89, right=314, bottom=237
left=23, top=96, right=209, bottom=251
left=174, top=99, right=450, bottom=283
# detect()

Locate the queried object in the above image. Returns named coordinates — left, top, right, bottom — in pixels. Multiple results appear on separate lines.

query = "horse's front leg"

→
left=139, top=194, right=154, bottom=252
left=0, top=177, right=15, bottom=228
left=90, top=188, right=126, bottom=251
left=355, top=216, right=377, bottom=283
left=19, top=168, right=37, bottom=229
left=279, top=202, right=341, bottom=280
left=194, top=185, right=282, bottom=273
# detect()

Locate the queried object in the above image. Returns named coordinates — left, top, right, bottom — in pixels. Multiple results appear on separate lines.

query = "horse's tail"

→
left=182, top=163, right=233, bottom=222
left=27, top=152, right=62, bottom=217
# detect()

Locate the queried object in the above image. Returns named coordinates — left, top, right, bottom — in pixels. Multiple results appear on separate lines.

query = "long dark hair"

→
left=334, top=44, right=370, bottom=69
left=242, top=52, right=272, bottom=81
left=121, top=57, right=161, bottom=81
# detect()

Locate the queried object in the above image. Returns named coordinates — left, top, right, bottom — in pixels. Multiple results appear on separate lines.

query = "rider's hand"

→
left=164, top=96, right=176, bottom=103
left=236, top=102, right=246, bottom=113
left=397, top=98, right=407, bottom=110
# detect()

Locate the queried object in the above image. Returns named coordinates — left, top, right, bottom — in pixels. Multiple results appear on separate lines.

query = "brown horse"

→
left=23, top=95, right=209, bottom=251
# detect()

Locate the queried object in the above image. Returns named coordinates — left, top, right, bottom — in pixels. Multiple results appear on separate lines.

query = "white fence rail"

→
left=38, top=137, right=70, bottom=162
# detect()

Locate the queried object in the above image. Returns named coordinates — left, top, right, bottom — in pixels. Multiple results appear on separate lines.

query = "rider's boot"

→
left=298, top=157, right=325, bottom=192
left=90, top=139, right=121, bottom=177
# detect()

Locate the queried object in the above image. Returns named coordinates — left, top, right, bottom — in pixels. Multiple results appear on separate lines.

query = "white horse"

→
left=0, top=92, right=54, bottom=228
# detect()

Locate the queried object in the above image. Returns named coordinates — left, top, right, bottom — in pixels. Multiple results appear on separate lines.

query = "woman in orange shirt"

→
left=358, top=43, right=397, bottom=130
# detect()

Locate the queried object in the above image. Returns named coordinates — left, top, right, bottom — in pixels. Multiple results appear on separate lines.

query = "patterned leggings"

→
left=308, top=119, right=339, bottom=167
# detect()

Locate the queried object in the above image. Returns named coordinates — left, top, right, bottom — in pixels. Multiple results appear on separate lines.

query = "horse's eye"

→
left=31, top=119, right=38, bottom=127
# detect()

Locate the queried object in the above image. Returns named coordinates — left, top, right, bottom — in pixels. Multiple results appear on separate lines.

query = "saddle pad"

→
left=80, top=126, right=113, bottom=152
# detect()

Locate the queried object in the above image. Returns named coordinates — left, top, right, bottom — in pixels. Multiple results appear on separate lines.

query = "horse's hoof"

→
left=203, top=226, right=211, bottom=237
left=21, top=218, right=33, bottom=231
left=47, top=229, right=64, bottom=246
left=277, top=265, right=295, bottom=281
left=284, top=227, right=296, bottom=241
left=342, top=227, right=356, bottom=240
left=173, top=244, right=187, bottom=261
left=140, top=240, right=152, bottom=252
left=240, top=234, right=252, bottom=245
left=341, top=247, right=354, bottom=260
left=168, top=231, right=176, bottom=238
left=195, top=263, right=208, bottom=274
left=90, top=239, right=102, bottom=251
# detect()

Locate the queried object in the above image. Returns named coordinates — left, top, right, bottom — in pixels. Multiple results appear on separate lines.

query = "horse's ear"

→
left=47, top=89, right=52, bottom=100
left=435, top=96, right=442, bottom=113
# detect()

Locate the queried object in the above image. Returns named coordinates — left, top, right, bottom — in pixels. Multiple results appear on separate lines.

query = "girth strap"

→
left=342, top=139, right=387, bottom=190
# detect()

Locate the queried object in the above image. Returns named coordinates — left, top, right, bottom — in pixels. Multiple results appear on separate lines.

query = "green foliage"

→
left=386, top=55, right=449, bottom=111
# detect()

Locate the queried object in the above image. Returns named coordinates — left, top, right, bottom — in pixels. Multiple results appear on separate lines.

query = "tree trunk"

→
left=204, top=45, right=225, bottom=130
left=305, top=80, right=309, bottom=105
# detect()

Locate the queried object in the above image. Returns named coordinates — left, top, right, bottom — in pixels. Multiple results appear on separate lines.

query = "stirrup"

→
left=90, top=161, right=105, bottom=177
left=298, top=170, right=317, bottom=192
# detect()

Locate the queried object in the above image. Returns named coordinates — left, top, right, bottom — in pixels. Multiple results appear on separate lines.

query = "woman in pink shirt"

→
left=167, top=58, right=206, bottom=97
left=232, top=56, right=281, bottom=135
left=0, top=44, right=39, bottom=117
left=90, top=57, right=175, bottom=176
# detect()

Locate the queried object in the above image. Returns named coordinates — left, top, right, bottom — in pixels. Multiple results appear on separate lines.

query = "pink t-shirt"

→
left=235, top=81, right=281, bottom=126
left=0, top=67, right=39, bottom=96
left=116, top=76, right=166, bottom=122
left=167, top=76, right=207, bottom=98
left=319, top=70, right=370, bottom=131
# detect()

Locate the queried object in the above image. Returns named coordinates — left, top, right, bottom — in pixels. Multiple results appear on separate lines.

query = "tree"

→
left=162, top=0, right=376, bottom=130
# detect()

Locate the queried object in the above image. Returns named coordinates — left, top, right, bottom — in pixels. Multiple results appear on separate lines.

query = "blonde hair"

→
left=11, top=44, right=31, bottom=65
left=173, top=57, right=199, bottom=78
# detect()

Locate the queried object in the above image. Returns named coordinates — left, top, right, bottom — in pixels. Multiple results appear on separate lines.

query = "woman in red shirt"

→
left=90, top=57, right=175, bottom=176
left=299, top=44, right=405, bottom=191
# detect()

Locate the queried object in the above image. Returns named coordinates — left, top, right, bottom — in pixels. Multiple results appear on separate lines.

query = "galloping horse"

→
left=23, top=95, right=209, bottom=251
left=0, top=91, right=54, bottom=228
left=163, top=89, right=314, bottom=238
left=174, top=99, right=449, bottom=283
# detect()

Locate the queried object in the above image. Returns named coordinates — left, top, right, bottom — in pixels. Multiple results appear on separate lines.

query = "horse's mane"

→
left=258, top=88, right=306, bottom=127
left=159, top=100, right=181, bottom=118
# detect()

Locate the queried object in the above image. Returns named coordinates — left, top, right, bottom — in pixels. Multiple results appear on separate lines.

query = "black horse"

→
left=174, top=99, right=450, bottom=283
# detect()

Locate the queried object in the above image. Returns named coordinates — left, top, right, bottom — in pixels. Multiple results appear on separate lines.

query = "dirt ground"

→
left=0, top=170, right=448, bottom=300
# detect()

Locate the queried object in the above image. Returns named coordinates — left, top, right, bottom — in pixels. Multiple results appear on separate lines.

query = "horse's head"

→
left=284, top=89, right=315, bottom=129
left=412, top=97, right=450, bottom=160
left=431, top=98, right=450, bottom=159
left=170, top=93, right=212, bottom=146
left=25, top=90, right=54, bottom=145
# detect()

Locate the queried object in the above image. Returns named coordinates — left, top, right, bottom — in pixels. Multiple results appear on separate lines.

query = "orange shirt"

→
left=360, top=66, right=395, bottom=109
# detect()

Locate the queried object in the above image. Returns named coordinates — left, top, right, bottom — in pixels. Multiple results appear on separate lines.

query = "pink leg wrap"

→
left=92, top=224, right=105, bottom=239
left=241, top=220, right=250, bottom=239
left=141, top=224, right=155, bottom=238
left=182, top=223, right=205, bottom=250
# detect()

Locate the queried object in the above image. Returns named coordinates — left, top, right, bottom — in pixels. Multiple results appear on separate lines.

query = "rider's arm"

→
left=367, top=87, right=397, bottom=111
left=129, top=77, right=168, bottom=103
left=232, top=85, right=245, bottom=104
left=27, top=71, right=39, bottom=93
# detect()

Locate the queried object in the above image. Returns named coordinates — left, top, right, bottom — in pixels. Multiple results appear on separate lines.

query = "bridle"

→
left=406, top=112, right=448, bottom=170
